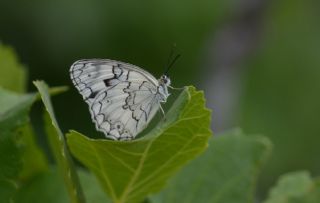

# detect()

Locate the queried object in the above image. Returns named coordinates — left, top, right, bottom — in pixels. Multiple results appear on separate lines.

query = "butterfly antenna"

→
left=165, top=45, right=175, bottom=70
left=165, top=54, right=181, bottom=75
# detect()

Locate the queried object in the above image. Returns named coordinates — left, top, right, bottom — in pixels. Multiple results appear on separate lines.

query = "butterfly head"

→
left=159, top=75, right=171, bottom=86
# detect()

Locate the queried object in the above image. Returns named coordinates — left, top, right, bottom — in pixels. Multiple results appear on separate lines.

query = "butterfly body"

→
left=70, top=59, right=170, bottom=140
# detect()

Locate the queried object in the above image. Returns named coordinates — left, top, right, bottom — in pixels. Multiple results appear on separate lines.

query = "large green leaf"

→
left=67, top=86, right=212, bottom=203
left=34, top=80, right=85, bottom=203
left=0, top=124, right=48, bottom=181
left=0, top=88, right=37, bottom=179
left=0, top=43, right=27, bottom=93
left=0, top=84, right=66, bottom=182
left=151, top=130, right=272, bottom=203
left=263, top=171, right=320, bottom=203
left=0, top=84, right=66, bottom=180
left=0, top=88, right=38, bottom=202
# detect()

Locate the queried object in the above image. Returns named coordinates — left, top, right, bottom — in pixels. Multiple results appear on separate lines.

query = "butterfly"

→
left=70, top=58, right=178, bottom=141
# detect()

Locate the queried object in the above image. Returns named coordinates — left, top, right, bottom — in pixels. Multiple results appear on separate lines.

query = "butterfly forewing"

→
left=70, top=59, right=162, bottom=140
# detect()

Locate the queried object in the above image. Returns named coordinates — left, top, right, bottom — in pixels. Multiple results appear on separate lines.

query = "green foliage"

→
left=67, top=86, right=212, bottom=203
left=0, top=130, right=22, bottom=181
left=78, top=170, right=112, bottom=203
left=0, top=46, right=47, bottom=202
left=0, top=88, right=36, bottom=131
left=13, top=169, right=112, bottom=203
left=0, top=89, right=50, bottom=202
left=0, top=88, right=37, bottom=182
left=264, top=171, right=320, bottom=203
left=0, top=43, right=27, bottom=93
left=17, top=123, right=48, bottom=181
left=14, top=170, right=69, bottom=203
left=34, top=81, right=85, bottom=203
left=151, top=130, right=272, bottom=203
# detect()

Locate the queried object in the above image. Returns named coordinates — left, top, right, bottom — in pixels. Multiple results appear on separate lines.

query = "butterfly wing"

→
left=70, top=59, right=161, bottom=140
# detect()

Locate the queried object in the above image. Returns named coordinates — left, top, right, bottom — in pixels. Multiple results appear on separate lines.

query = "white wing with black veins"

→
left=70, top=59, right=161, bottom=140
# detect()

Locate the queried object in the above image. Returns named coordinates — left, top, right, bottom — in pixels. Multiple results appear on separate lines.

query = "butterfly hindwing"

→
left=70, top=59, right=161, bottom=140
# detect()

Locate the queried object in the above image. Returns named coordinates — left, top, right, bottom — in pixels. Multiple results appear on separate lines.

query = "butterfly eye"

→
left=161, top=75, right=168, bottom=83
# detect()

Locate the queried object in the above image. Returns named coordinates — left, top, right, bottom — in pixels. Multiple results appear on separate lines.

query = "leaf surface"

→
left=17, top=123, right=48, bottom=181
left=0, top=88, right=35, bottom=131
left=0, top=88, right=38, bottom=201
left=0, top=88, right=37, bottom=179
left=264, top=171, right=320, bottom=203
left=14, top=168, right=112, bottom=203
left=0, top=43, right=27, bottom=93
left=34, top=80, right=85, bottom=203
left=151, top=130, right=272, bottom=203
left=67, top=86, right=212, bottom=203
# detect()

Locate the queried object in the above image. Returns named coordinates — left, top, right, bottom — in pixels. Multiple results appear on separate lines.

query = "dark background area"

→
left=1, top=0, right=320, bottom=200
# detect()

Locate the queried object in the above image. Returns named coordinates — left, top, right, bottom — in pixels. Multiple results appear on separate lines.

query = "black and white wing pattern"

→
left=70, top=59, right=165, bottom=140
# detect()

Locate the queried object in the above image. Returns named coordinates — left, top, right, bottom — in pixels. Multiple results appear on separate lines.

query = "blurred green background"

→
left=1, top=0, right=319, bottom=200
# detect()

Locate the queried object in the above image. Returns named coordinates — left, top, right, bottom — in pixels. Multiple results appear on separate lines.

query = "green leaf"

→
left=67, top=86, right=212, bottom=203
left=0, top=87, right=36, bottom=131
left=34, top=80, right=86, bottom=203
left=14, top=169, right=69, bottom=203
left=0, top=88, right=39, bottom=201
left=0, top=83, right=66, bottom=182
left=0, top=88, right=37, bottom=180
left=151, top=129, right=272, bottom=203
left=14, top=168, right=112, bottom=203
left=263, top=171, right=320, bottom=203
left=0, top=131, right=22, bottom=180
left=0, top=81, right=67, bottom=201
left=78, top=170, right=112, bottom=203
left=0, top=43, right=27, bottom=93
left=17, top=123, right=48, bottom=181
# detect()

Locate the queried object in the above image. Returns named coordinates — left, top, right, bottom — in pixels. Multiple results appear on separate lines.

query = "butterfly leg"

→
left=168, top=86, right=185, bottom=91
left=159, top=105, right=166, bottom=121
